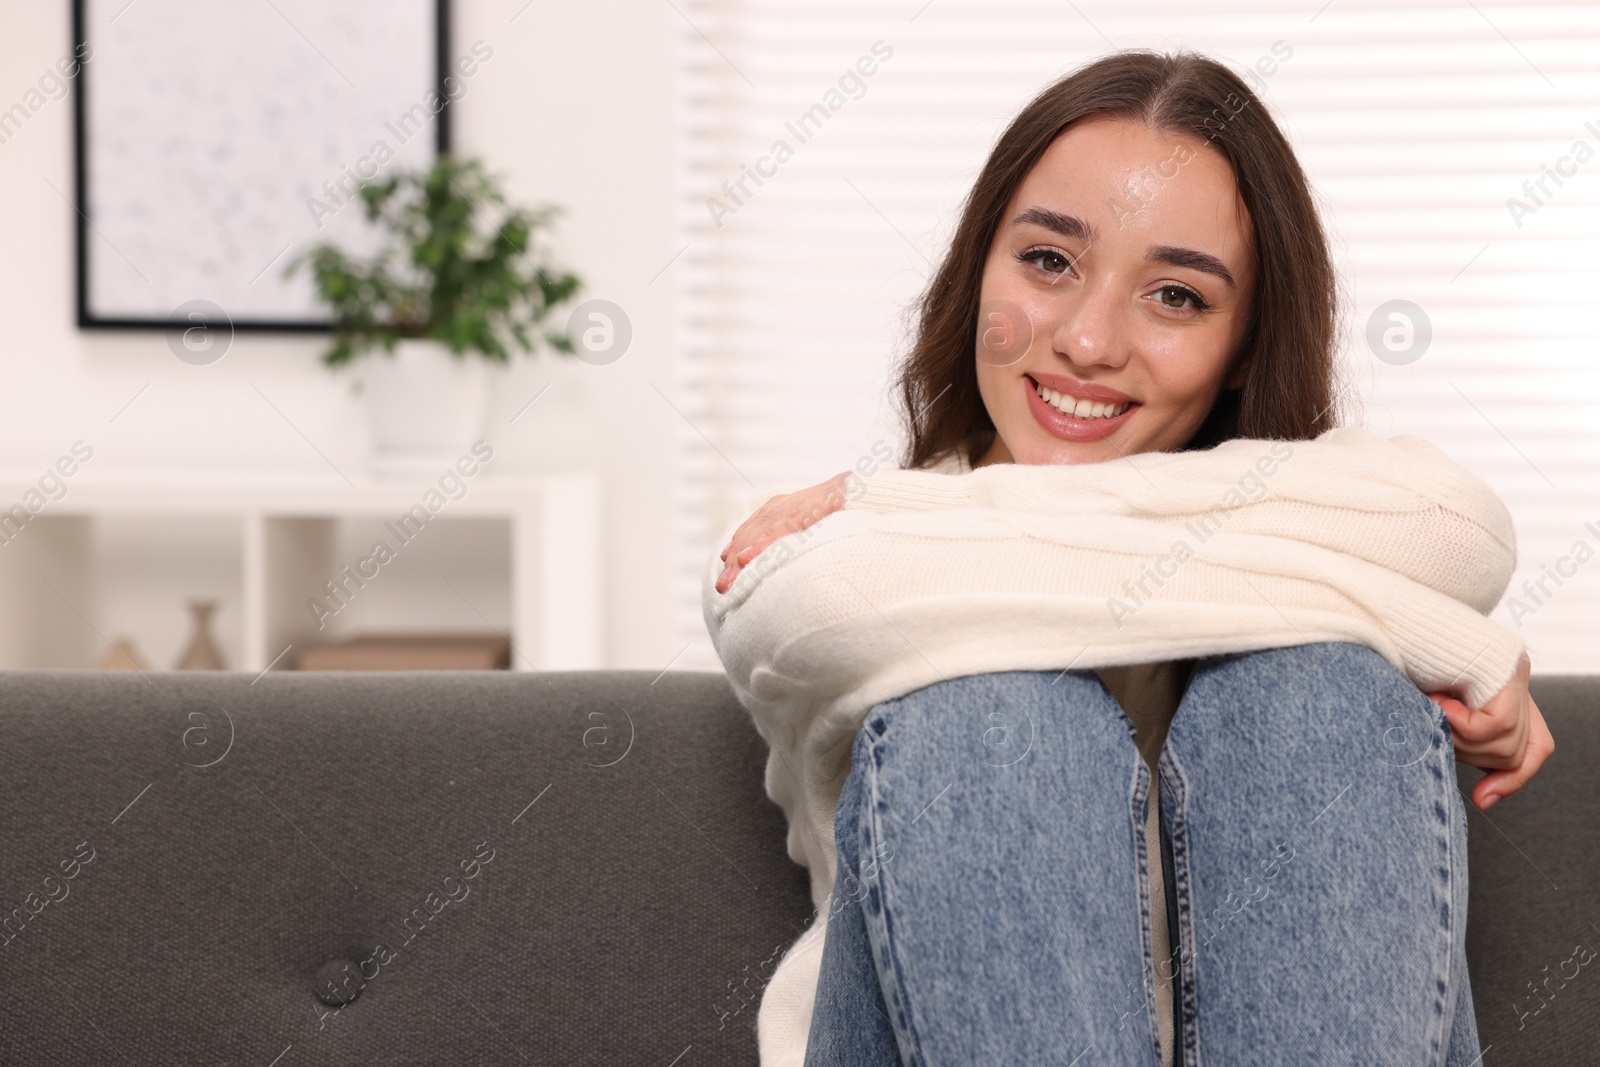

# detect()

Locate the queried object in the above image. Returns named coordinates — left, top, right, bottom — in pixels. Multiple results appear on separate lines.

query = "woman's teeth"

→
left=1033, top=380, right=1132, bottom=419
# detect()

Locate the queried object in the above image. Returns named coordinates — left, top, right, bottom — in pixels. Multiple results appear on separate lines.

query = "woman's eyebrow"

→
left=1011, top=207, right=1097, bottom=243
left=1147, top=245, right=1236, bottom=287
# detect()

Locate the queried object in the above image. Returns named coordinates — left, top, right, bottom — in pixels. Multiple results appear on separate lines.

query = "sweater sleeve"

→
left=730, top=428, right=1525, bottom=710
left=843, top=427, right=1517, bottom=619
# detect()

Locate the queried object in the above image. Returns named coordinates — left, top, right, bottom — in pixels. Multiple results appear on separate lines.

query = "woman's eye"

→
left=1155, top=284, right=1209, bottom=311
left=1017, top=248, right=1073, bottom=276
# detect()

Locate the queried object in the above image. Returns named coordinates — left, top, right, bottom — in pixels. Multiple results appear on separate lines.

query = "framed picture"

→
left=73, top=0, right=452, bottom=330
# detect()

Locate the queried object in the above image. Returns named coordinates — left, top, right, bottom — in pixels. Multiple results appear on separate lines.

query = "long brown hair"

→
left=893, top=50, right=1347, bottom=470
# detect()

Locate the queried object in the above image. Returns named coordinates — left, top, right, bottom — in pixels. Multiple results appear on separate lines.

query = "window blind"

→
left=669, top=0, right=1600, bottom=674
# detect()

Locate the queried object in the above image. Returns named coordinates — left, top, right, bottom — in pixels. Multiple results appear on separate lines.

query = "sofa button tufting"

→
left=314, top=958, right=367, bottom=1007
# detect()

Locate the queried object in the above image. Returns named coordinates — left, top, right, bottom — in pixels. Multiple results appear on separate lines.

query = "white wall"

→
left=670, top=1, right=1600, bottom=676
left=0, top=0, right=684, bottom=671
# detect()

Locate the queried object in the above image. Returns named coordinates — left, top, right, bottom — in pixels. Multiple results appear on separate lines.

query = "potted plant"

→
left=286, top=155, right=583, bottom=474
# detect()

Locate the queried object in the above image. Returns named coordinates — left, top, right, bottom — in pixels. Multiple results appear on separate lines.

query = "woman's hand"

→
left=715, top=472, right=852, bottom=594
left=1426, top=651, right=1554, bottom=811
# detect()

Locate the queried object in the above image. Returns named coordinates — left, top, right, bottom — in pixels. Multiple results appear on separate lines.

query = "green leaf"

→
left=292, top=154, right=585, bottom=367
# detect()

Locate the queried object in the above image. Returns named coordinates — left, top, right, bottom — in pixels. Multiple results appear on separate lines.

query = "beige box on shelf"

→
left=296, top=634, right=512, bottom=671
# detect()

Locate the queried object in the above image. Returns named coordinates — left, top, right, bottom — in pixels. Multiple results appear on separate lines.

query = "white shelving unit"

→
left=0, top=469, right=602, bottom=673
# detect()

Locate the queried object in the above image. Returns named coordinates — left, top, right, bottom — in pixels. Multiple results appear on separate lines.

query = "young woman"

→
left=711, top=51, right=1552, bottom=1065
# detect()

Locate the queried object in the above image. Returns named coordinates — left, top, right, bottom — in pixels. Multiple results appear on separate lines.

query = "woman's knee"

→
left=849, top=671, right=1150, bottom=871
left=1170, top=641, right=1451, bottom=775
left=862, top=669, right=1121, bottom=776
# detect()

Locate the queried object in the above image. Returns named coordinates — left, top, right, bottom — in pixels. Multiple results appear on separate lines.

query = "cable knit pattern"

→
left=700, top=425, right=1523, bottom=1067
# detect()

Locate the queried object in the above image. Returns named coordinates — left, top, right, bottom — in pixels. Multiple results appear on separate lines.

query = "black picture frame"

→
left=72, top=0, right=453, bottom=332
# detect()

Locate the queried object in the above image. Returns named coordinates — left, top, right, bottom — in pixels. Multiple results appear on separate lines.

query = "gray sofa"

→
left=1, top=668, right=1594, bottom=1064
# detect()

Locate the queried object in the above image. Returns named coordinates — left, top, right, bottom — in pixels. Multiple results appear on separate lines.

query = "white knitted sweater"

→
left=700, top=426, right=1523, bottom=1066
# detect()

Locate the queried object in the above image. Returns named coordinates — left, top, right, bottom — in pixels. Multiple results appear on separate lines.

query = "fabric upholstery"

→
left=0, top=668, right=1591, bottom=1064
left=0, top=670, right=810, bottom=1065
left=1459, top=673, right=1600, bottom=1063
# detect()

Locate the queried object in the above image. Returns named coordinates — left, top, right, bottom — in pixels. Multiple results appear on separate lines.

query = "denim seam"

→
left=1448, top=724, right=1475, bottom=1066
left=1086, top=670, right=1169, bottom=1065
left=1394, top=682, right=1460, bottom=1066
left=859, top=714, right=926, bottom=1067
left=1157, top=744, right=1202, bottom=1067
left=1426, top=692, right=1462, bottom=1065
left=1128, top=756, right=1168, bottom=1065
left=1448, top=779, right=1473, bottom=1066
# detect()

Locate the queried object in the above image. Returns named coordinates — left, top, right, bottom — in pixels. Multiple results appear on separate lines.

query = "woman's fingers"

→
left=1427, top=686, right=1555, bottom=811
left=737, top=537, right=778, bottom=563
left=1431, top=693, right=1521, bottom=769
left=716, top=556, right=739, bottom=593
left=1468, top=701, right=1555, bottom=811
left=717, top=533, right=783, bottom=592
left=719, top=508, right=777, bottom=576
left=713, top=473, right=853, bottom=594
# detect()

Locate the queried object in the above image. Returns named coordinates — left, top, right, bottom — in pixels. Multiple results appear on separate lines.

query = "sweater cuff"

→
left=1383, top=582, right=1524, bottom=710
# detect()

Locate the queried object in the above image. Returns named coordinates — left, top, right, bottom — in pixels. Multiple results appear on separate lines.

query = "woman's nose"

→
left=1048, top=283, right=1131, bottom=370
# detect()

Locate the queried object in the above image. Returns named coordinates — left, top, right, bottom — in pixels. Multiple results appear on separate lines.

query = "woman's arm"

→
left=705, top=426, right=1550, bottom=806
left=718, top=427, right=1515, bottom=613
left=836, top=427, right=1515, bottom=615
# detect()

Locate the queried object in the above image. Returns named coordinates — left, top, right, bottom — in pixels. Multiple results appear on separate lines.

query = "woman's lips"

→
left=1023, top=374, right=1138, bottom=442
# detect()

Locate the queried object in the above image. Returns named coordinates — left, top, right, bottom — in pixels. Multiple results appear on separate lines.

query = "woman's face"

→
left=973, top=116, right=1256, bottom=467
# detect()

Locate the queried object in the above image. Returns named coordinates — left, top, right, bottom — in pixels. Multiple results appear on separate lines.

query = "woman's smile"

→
left=1022, top=371, right=1140, bottom=441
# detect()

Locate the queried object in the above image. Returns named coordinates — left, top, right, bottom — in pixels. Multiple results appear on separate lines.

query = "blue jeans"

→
left=803, top=642, right=1481, bottom=1066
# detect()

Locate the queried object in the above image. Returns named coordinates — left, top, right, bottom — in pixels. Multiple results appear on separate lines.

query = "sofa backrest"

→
left=0, top=669, right=810, bottom=1065
left=0, top=669, right=1593, bottom=1064
left=1458, top=673, right=1599, bottom=1063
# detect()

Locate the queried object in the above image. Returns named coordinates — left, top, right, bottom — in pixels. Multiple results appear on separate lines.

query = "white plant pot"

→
left=360, top=339, right=490, bottom=477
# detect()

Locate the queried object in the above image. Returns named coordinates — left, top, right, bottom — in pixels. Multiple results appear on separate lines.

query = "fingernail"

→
left=1482, top=793, right=1500, bottom=810
left=717, top=563, right=733, bottom=589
